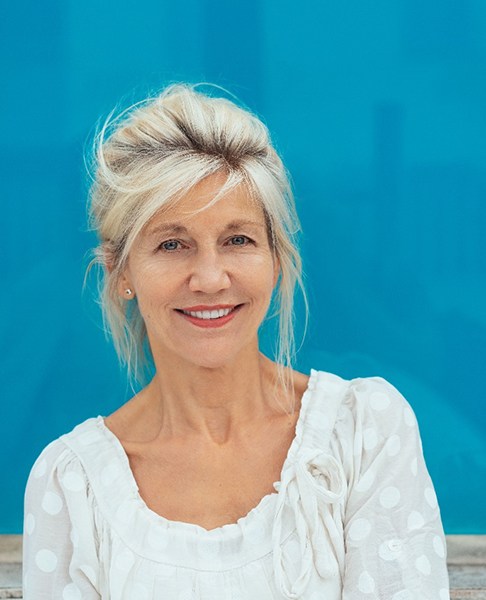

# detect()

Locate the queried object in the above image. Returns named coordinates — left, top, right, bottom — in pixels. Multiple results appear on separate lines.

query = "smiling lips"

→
left=175, top=304, right=243, bottom=328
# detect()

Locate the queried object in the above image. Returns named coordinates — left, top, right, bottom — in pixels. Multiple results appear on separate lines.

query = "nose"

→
left=188, top=248, right=231, bottom=294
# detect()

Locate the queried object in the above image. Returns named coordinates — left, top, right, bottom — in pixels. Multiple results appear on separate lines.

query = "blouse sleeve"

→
left=341, top=377, right=450, bottom=599
left=23, top=439, right=101, bottom=599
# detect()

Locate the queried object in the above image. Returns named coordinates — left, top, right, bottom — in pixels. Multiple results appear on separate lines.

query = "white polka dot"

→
left=379, top=486, right=401, bottom=509
left=433, top=535, right=445, bottom=558
left=79, top=430, right=104, bottom=445
left=70, top=527, right=79, bottom=548
left=132, top=583, right=151, bottom=600
left=391, top=592, right=412, bottom=600
left=34, top=458, right=47, bottom=478
left=378, top=539, right=402, bottom=561
left=147, top=524, right=169, bottom=551
left=403, top=406, right=416, bottom=427
left=25, top=513, right=35, bottom=535
left=42, top=491, right=63, bottom=515
left=355, top=470, right=376, bottom=493
left=385, top=435, right=401, bottom=457
left=358, top=571, right=375, bottom=593
left=439, top=588, right=449, bottom=600
left=370, top=391, right=391, bottom=411
left=415, top=554, right=431, bottom=575
left=348, top=518, right=371, bottom=541
left=363, top=428, right=378, bottom=450
left=411, top=457, right=418, bottom=476
left=62, top=472, right=84, bottom=492
left=62, top=583, right=82, bottom=600
left=425, top=487, right=438, bottom=509
left=407, top=510, right=425, bottom=530
left=35, top=549, right=58, bottom=572
left=100, top=463, right=121, bottom=486
left=115, top=549, right=135, bottom=571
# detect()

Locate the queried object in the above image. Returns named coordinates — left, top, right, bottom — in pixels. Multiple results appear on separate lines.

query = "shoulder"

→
left=343, top=375, right=416, bottom=422
left=310, top=370, right=420, bottom=451
left=25, top=418, right=102, bottom=496
left=316, top=372, right=424, bottom=469
left=309, top=373, right=431, bottom=498
left=312, top=370, right=414, bottom=417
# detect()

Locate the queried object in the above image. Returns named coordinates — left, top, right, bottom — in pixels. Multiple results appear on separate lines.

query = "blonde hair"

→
left=88, top=83, right=307, bottom=401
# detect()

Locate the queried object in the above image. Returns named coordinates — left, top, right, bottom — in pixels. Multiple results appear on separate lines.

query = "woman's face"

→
left=119, top=174, right=279, bottom=370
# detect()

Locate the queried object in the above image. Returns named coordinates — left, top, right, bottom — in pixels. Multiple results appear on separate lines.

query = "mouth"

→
left=174, top=304, right=243, bottom=328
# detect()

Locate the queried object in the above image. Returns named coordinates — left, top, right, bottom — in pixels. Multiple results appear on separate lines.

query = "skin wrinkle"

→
left=145, top=219, right=266, bottom=240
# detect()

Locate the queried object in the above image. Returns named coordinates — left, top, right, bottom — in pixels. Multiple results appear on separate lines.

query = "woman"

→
left=23, top=84, right=449, bottom=599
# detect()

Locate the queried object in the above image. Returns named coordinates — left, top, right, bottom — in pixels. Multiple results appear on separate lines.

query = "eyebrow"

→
left=146, top=220, right=266, bottom=237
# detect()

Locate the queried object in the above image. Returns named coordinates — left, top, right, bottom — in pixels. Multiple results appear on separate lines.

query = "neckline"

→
left=95, top=368, right=318, bottom=535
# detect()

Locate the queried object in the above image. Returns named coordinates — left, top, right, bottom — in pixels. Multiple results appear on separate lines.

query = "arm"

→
left=342, top=378, right=449, bottom=599
left=23, top=440, right=101, bottom=599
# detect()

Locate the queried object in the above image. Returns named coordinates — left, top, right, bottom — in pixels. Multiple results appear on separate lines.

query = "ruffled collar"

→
left=60, top=369, right=349, bottom=585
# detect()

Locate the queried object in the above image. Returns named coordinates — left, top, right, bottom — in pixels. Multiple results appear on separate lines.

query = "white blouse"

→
left=23, top=370, right=450, bottom=599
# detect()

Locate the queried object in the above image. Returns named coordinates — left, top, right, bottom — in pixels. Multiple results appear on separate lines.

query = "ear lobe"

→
left=117, top=273, right=133, bottom=299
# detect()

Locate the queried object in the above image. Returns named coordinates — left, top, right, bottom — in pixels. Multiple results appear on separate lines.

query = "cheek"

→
left=131, top=260, right=178, bottom=295
left=129, top=270, right=169, bottom=319
left=241, top=261, right=278, bottom=298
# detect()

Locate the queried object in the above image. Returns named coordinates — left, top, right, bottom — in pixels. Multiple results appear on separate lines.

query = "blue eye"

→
left=229, top=236, right=249, bottom=246
left=160, top=240, right=180, bottom=251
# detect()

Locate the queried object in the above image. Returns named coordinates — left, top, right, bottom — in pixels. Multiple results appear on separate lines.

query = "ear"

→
left=101, top=242, right=134, bottom=299
left=117, top=270, right=134, bottom=299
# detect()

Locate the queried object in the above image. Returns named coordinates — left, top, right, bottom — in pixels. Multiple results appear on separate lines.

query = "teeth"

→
left=182, top=307, right=233, bottom=319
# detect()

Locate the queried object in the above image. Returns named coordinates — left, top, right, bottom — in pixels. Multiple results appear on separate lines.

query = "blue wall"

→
left=2, top=0, right=485, bottom=533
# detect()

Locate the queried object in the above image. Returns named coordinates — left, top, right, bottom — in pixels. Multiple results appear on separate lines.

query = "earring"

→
left=125, top=288, right=133, bottom=297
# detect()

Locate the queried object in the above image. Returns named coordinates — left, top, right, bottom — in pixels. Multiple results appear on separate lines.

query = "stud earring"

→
left=125, top=288, right=133, bottom=297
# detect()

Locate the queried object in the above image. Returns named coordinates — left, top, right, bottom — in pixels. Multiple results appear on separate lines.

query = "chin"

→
left=177, top=343, right=248, bottom=371
left=156, top=334, right=259, bottom=372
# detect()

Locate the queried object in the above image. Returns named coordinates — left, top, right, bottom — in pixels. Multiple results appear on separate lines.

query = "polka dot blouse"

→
left=23, top=370, right=450, bottom=599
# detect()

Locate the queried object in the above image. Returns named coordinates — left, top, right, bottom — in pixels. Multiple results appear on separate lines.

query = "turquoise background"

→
left=1, top=0, right=485, bottom=533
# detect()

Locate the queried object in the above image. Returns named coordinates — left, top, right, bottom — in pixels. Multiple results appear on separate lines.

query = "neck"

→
left=141, top=350, right=285, bottom=444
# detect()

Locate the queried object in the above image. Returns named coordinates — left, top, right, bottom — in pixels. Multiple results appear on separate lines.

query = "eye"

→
left=228, top=235, right=251, bottom=246
left=159, top=239, right=182, bottom=252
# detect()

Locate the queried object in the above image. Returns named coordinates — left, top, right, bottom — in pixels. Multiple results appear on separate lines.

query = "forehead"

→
left=144, top=175, right=266, bottom=236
